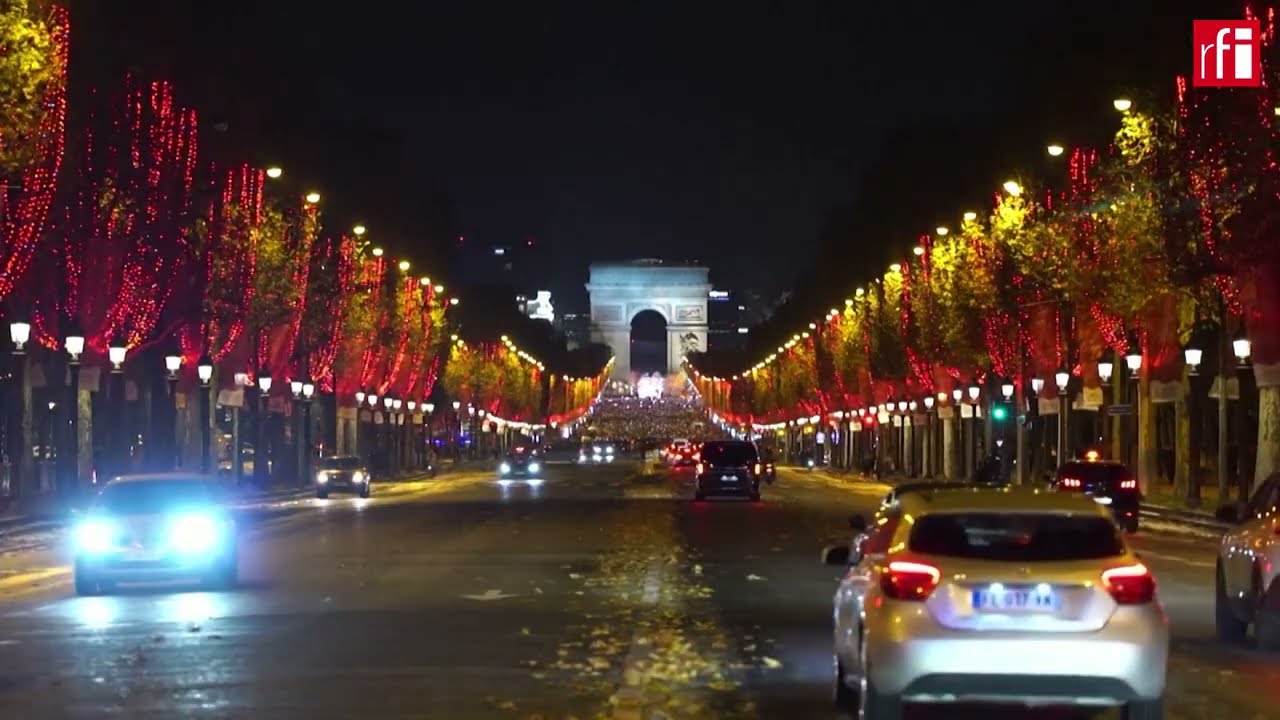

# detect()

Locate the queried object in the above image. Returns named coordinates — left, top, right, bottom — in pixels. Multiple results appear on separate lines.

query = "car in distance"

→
left=1051, top=454, right=1141, bottom=532
left=73, top=474, right=239, bottom=595
left=499, top=447, right=542, bottom=479
left=578, top=441, right=616, bottom=464
left=667, top=438, right=698, bottom=467
left=1214, top=471, right=1280, bottom=650
left=694, top=440, right=763, bottom=501
left=314, top=455, right=372, bottom=498
left=825, top=487, right=1167, bottom=719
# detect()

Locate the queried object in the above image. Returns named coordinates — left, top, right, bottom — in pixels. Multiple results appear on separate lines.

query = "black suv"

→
left=1052, top=459, right=1141, bottom=532
left=695, top=440, right=763, bottom=501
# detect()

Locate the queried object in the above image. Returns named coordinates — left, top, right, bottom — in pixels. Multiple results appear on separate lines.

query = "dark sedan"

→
left=695, top=440, right=763, bottom=501
left=315, top=456, right=372, bottom=498
left=499, top=448, right=543, bottom=479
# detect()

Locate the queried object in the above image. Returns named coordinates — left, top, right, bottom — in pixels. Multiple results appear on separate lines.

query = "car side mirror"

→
left=822, top=544, right=852, bottom=566
left=1214, top=503, right=1243, bottom=524
left=848, top=513, right=868, bottom=533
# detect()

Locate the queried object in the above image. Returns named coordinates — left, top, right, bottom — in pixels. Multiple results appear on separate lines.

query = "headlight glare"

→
left=76, top=519, right=115, bottom=554
left=528, top=462, right=541, bottom=474
left=316, top=472, right=329, bottom=484
left=169, top=512, right=221, bottom=554
left=499, top=462, right=511, bottom=474
left=352, top=471, right=365, bottom=484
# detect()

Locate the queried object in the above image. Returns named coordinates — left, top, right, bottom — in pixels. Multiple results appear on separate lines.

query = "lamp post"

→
left=231, top=371, right=248, bottom=484
left=452, top=400, right=462, bottom=459
left=1184, top=344, right=1203, bottom=506
left=1054, top=368, right=1070, bottom=467
left=197, top=353, right=213, bottom=473
left=1233, top=332, right=1252, bottom=498
left=1125, top=349, right=1143, bottom=472
left=7, top=320, right=30, bottom=497
left=63, top=331, right=84, bottom=495
left=257, top=368, right=272, bottom=487
left=383, top=395, right=395, bottom=476
left=164, top=353, right=181, bottom=469
left=367, top=392, right=379, bottom=469
left=107, top=336, right=129, bottom=478
left=291, top=379, right=304, bottom=485
left=301, top=380, right=315, bottom=484
left=354, top=389, right=366, bottom=460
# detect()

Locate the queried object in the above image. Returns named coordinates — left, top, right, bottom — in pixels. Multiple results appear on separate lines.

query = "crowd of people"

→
left=582, top=394, right=723, bottom=446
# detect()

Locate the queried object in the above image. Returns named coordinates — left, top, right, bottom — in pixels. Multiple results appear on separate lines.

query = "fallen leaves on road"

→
left=745, top=574, right=766, bottom=582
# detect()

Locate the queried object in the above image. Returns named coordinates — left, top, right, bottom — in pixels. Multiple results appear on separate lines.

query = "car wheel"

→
left=833, top=658, right=857, bottom=711
left=1120, top=697, right=1164, bottom=720
left=1254, top=579, right=1280, bottom=651
left=315, top=489, right=328, bottom=499
left=859, top=667, right=901, bottom=720
left=1216, top=563, right=1248, bottom=643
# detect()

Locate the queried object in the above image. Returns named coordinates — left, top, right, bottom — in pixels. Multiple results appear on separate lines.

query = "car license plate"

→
left=972, top=586, right=1059, bottom=612
left=721, top=475, right=738, bottom=482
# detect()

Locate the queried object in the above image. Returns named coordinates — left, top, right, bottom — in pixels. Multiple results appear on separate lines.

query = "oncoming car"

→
left=314, top=455, right=372, bottom=498
left=73, top=474, right=239, bottom=595
left=825, top=487, right=1167, bottom=719
left=499, top=447, right=542, bottom=479
left=578, top=441, right=616, bottom=464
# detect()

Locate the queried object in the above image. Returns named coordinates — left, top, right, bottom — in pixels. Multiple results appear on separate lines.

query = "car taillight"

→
left=693, top=452, right=700, bottom=461
left=754, top=462, right=762, bottom=475
left=1060, top=477, right=1082, bottom=489
left=696, top=462, right=705, bottom=475
left=1119, top=479, right=1136, bottom=489
left=880, top=560, right=941, bottom=601
left=1101, top=562, right=1155, bottom=605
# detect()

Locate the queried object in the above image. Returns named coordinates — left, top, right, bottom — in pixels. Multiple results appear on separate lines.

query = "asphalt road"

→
left=0, top=462, right=1275, bottom=719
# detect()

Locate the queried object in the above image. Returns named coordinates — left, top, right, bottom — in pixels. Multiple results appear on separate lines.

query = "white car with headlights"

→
left=314, top=455, right=372, bottom=498
left=578, top=442, right=616, bottom=464
left=73, top=474, right=238, bottom=595
left=826, top=487, right=1167, bottom=719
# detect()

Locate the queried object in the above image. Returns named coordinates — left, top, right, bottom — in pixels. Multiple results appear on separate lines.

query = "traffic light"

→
left=991, top=404, right=1009, bottom=421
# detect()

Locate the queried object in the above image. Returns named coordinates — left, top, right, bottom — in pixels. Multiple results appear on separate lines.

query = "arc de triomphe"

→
left=586, top=260, right=710, bottom=380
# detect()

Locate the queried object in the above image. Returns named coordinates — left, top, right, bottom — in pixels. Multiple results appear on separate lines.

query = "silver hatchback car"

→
left=826, top=487, right=1168, bottom=719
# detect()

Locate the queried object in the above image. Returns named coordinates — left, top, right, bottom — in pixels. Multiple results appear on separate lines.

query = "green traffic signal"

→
left=991, top=405, right=1009, bottom=421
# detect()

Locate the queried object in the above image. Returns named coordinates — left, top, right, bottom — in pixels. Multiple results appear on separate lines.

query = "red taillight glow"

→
left=1101, top=563, right=1155, bottom=605
left=1119, top=479, right=1136, bottom=489
left=692, top=452, right=700, bottom=461
left=1060, top=477, right=1082, bottom=489
left=880, top=560, right=941, bottom=601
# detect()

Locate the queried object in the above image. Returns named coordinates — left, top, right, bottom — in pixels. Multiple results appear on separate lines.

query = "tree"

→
left=0, top=0, right=65, bottom=174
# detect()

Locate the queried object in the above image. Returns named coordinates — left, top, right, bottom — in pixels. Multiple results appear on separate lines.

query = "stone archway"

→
left=586, top=260, right=710, bottom=380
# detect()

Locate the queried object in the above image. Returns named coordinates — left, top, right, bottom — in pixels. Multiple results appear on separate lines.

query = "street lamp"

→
left=368, top=392, right=378, bottom=408
left=65, top=333, right=85, bottom=363
left=8, top=320, right=30, bottom=353
left=254, top=367, right=272, bottom=487
left=109, top=338, right=129, bottom=372
left=967, top=385, right=980, bottom=403
left=165, top=353, right=181, bottom=378
left=897, top=400, right=907, bottom=413
left=383, top=396, right=394, bottom=411
left=951, top=388, right=963, bottom=403
left=1098, top=360, right=1114, bottom=384
left=407, top=400, right=416, bottom=412
left=355, top=390, right=366, bottom=405
left=1031, top=376, right=1045, bottom=394
left=1184, top=347, right=1203, bottom=375
left=304, top=191, right=321, bottom=204
left=266, top=166, right=283, bottom=179
left=1233, top=335, right=1252, bottom=367
left=452, top=400, right=461, bottom=411
left=290, top=379, right=303, bottom=398
left=196, top=354, right=213, bottom=385
left=1000, top=382, right=1015, bottom=400
left=1125, top=350, right=1143, bottom=378
left=425, top=402, right=435, bottom=414
left=908, top=400, right=917, bottom=412
left=1054, top=369, right=1070, bottom=393
left=1047, top=144, right=1065, bottom=157
left=353, top=224, right=367, bottom=236
left=1002, top=180, right=1023, bottom=197
left=1113, top=98, right=1133, bottom=112
left=302, top=381, right=315, bottom=400
left=923, top=395, right=935, bottom=410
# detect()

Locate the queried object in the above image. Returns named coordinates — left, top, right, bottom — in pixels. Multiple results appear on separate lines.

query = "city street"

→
left=0, top=462, right=1275, bottom=719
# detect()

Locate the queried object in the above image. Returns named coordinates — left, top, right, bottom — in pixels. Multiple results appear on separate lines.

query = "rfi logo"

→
left=1193, top=20, right=1261, bottom=87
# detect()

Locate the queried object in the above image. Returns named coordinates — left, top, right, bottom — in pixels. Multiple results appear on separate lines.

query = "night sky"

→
left=69, top=0, right=1235, bottom=313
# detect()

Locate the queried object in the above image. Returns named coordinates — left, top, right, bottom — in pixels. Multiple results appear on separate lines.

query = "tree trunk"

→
left=942, top=414, right=957, bottom=480
left=903, top=421, right=914, bottom=477
left=1255, top=361, right=1280, bottom=484
left=1138, top=370, right=1158, bottom=495
left=1175, top=368, right=1191, bottom=503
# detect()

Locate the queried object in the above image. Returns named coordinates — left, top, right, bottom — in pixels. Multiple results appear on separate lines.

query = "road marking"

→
left=1138, top=550, right=1215, bottom=569
left=0, top=566, right=70, bottom=592
left=460, top=589, right=518, bottom=601
left=613, top=560, right=664, bottom=719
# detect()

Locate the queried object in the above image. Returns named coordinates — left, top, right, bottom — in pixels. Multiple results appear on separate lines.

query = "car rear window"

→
left=701, top=442, right=758, bottom=465
left=96, top=480, right=220, bottom=513
left=1059, top=463, right=1132, bottom=489
left=908, top=512, right=1124, bottom=561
